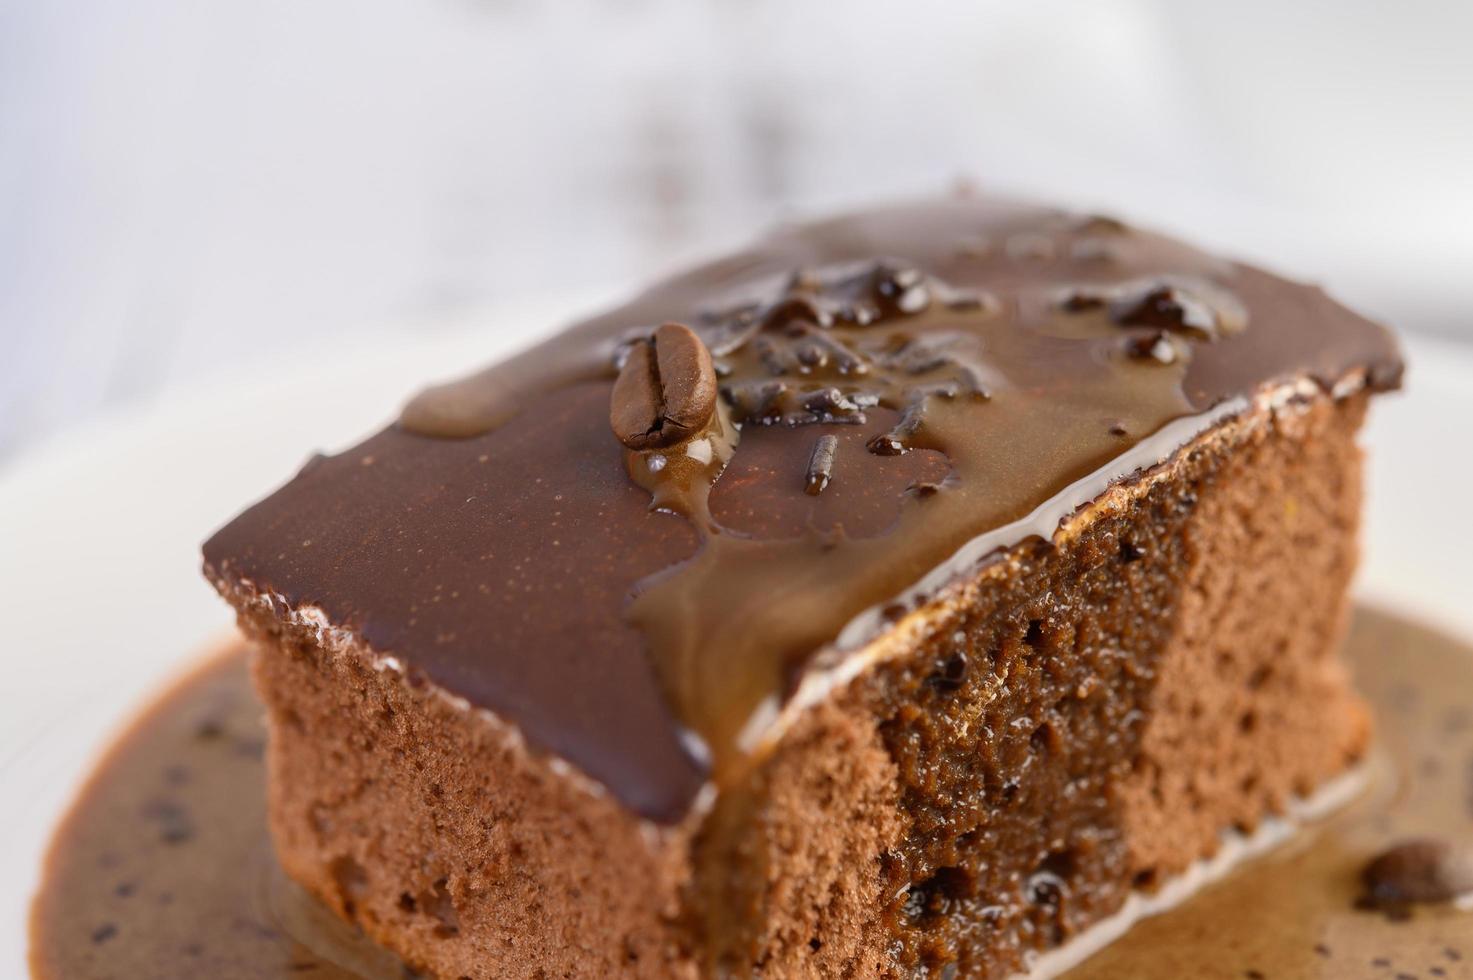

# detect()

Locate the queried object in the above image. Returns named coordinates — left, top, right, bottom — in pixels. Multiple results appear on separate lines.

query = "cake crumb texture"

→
left=247, top=618, right=700, bottom=979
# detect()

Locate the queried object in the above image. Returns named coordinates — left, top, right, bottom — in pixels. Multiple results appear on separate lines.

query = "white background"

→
left=3, top=0, right=1472, bottom=462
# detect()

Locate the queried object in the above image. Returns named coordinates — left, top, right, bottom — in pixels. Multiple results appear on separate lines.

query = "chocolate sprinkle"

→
left=805, top=435, right=839, bottom=496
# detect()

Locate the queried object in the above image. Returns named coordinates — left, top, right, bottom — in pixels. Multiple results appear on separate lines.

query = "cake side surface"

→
left=688, top=388, right=1372, bottom=979
left=223, top=589, right=704, bottom=980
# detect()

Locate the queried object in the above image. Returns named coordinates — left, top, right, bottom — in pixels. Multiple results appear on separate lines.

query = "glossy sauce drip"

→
left=28, top=609, right=1472, bottom=978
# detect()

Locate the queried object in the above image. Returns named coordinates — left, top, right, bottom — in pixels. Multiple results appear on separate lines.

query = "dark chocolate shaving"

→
left=805, top=435, right=839, bottom=496
left=867, top=400, right=925, bottom=456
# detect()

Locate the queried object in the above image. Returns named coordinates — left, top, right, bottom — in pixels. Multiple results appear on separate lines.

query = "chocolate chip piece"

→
left=1360, top=838, right=1473, bottom=909
left=805, top=435, right=838, bottom=496
left=763, top=295, right=832, bottom=331
left=871, top=262, right=931, bottom=316
left=1124, top=331, right=1179, bottom=365
left=1062, top=277, right=1247, bottom=338
left=867, top=433, right=906, bottom=456
left=802, top=386, right=861, bottom=421
left=610, top=322, right=717, bottom=450
left=801, top=330, right=868, bottom=376
left=1057, top=288, right=1108, bottom=312
left=867, top=402, right=925, bottom=455
left=1110, top=282, right=1218, bottom=336
left=1121, top=280, right=1250, bottom=339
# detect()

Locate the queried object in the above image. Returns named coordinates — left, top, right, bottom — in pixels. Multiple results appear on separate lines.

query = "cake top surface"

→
left=203, top=196, right=1401, bottom=822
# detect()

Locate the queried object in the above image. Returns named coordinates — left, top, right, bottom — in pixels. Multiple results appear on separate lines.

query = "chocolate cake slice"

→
left=203, top=197, right=1401, bottom=979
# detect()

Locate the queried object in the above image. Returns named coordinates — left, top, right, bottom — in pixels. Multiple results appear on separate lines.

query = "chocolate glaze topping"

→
left=204, top=197, right=1401, bottom=822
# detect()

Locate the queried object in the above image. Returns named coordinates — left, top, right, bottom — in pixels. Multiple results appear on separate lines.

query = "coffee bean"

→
left=1360, top=838, right=1473, bottom=909
left=610, top=322, right=717, bottom=450
left=867, top=401, right=925, bottom=455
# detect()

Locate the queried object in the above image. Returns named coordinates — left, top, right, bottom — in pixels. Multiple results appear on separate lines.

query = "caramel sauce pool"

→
left=29, top=608, right=1473, bottom=979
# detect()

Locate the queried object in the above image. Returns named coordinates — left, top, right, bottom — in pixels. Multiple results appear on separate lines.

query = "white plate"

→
left=2, top=315, right=1470, bottom=976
